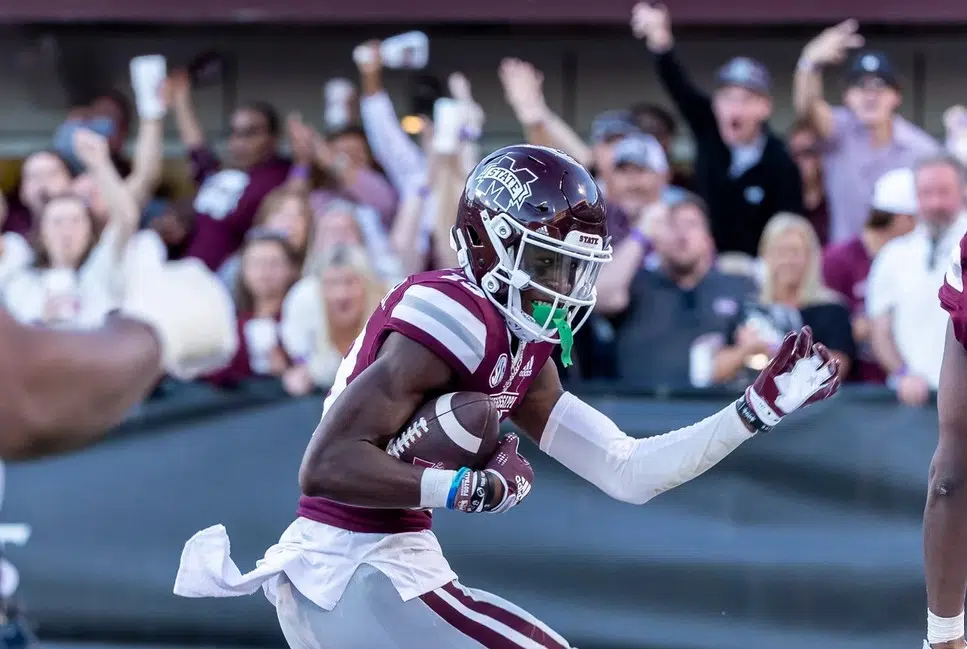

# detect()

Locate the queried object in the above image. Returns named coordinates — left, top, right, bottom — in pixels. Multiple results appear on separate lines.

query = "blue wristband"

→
left=446, top=468, right=470, bottom=509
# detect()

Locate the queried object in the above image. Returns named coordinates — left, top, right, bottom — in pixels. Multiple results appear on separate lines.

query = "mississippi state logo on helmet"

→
left=450, top=144, right=613, bottom=344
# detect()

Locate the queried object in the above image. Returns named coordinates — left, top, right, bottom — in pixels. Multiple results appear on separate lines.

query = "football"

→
left=386, top=392, right=500, bottom=471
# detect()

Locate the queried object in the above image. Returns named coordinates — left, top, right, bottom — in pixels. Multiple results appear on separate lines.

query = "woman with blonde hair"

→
left=279, top=243, right=386, bottom=396
left=713, top=212, right=855, bottom=384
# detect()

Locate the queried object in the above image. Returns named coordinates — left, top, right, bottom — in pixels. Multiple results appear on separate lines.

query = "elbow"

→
left=298, top=436, right=347, bottom=499
left=609, top=484, right=658, bottom=506
left=927, top=440, right=967, bottom=508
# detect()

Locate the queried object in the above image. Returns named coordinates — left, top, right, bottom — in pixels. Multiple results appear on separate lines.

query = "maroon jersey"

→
left=822, top=237, right=884, bottom=383
left=297, top=269, right=555, bottom=534
left=940, top=232, right=967, bottom=348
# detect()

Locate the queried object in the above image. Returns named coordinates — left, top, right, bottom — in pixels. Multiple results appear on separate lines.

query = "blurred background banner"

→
left=2, top=385, right=933, bottom=649
left=0, top=0, right=965, bottom=24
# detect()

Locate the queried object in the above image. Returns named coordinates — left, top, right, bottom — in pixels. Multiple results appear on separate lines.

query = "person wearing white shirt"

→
left=5, top=129, right=142, bottom=329
left=867, top=153, right=967, bottom=405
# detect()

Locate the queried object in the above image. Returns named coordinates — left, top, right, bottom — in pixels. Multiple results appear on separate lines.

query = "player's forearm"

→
left=925, top=446, right=967, bottom=619
left=299, top=436, right=428, bottom=507
left=3, top=317, right=162, bottom=460
left=539, top=393, right=754, bottom=505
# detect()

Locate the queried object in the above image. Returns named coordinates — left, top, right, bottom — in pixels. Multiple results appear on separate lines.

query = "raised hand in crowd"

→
left=799, top=19, right=865, bottom=68
left=166, top=68, right=204, bottom=151
left=354, top=40, right=383, bottom=96
left=286, top=113, right=316, bottom=167
left=630, top=2, right=673, bottom=53
left=71, top=127, right=141, bottom=251
left=498, top=58, right=591, bottom=166
left=72, top=127, right=112, bottom=171
left=499, top=58, right=548, bottom=126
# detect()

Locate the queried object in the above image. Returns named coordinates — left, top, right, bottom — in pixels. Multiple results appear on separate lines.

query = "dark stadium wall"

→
left=0, top=383, right=936, bottom=649
left=0, top=0, right=965, bottom=24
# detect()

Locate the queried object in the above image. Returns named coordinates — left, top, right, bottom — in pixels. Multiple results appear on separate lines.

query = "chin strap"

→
left=531, top=302, right=574, bottom=367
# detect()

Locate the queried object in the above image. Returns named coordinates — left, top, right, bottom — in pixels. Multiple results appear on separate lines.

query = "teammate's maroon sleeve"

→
left=0, top=311, right=163, bottom=460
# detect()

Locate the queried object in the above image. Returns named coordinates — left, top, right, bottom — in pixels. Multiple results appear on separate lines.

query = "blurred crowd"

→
left=0, top=7, right=964, bottom=408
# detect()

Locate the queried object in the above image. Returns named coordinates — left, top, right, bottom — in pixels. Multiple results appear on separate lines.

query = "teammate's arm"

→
left=513, top=328, right=838, bottom=505
left=299, top=332, right=459, bottom=508
left=924, top=322, right=967, bottom=649
left=0, top=311, right=163, bottom=460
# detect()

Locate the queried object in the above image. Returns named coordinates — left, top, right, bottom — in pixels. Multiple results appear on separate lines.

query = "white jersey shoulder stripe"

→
left=391, top=285, right=487, bottom=373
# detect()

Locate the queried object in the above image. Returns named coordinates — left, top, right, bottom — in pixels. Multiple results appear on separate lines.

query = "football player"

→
left=925, top=235, right=967, bottom=649
left=175, top=144, right=840, bottom=649
left=0, top=259, right=236, bottom=460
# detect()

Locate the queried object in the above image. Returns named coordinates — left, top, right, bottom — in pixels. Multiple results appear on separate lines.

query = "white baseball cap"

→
left=871, top=167, right=917, bottom=215
left=612, top=133, right=669, bottom=173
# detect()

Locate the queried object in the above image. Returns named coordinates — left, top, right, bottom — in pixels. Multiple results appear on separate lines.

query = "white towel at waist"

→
left=173, top=517, right=457, bottom=611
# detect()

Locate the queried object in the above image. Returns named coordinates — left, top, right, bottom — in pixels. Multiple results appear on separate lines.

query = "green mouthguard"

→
left=531, top=302, right=574, bottom=367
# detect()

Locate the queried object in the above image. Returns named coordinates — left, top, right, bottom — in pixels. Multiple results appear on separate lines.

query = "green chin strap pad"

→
left=531, top=302, right=574, bottom=367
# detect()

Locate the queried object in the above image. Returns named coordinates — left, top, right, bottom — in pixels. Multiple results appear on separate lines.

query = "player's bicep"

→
left=312, top=333, right=455, bottom=450
left=511, top=358, right=565, bottom=445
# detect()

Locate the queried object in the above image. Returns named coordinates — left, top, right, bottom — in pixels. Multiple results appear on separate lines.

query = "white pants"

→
left=275, top=564, right=573, bottom=649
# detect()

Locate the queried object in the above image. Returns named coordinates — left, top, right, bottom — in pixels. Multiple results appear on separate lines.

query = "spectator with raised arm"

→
left=5, top=129, right=141, bottom=328
left=286, top=110, right=397, bottom=229
left=498, top=57, right=597, bottom=172
left=167, top=70, right=293, bottom=271
left=631, top=2, right=803, bottom=257
left=793, top=20, right=938, bottom=243
left=356, top=41, right=429, bottom=201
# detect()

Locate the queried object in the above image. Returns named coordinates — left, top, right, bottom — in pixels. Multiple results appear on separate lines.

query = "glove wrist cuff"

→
left=482, top=469, right=510, bottom=514
left=736, top=392, right=775, bottom=434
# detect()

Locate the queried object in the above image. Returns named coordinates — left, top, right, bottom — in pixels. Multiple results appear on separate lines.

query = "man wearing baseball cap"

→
left=631, top=3, right=804, bottom=258
left=822, top=167, right=917, bottom=383
left=794, top=20, right=938, bottom=244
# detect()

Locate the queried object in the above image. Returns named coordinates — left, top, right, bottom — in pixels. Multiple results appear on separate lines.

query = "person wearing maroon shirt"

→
left=168, top=69, right=294, bottom=271
left=822, top=167, right=915, bottom=382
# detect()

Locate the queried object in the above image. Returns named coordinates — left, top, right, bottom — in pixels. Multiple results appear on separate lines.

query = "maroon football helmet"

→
left=451, top=144, right=613, bottom=343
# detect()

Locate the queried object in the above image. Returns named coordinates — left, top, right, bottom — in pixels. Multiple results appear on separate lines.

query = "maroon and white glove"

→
left=448, top=434, right=534, bottom=514
left=737, top=326, right=841, bottom=433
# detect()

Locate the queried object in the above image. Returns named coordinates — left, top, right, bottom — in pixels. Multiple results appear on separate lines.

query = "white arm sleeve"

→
left=539, top=392, right=754, bottom=505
